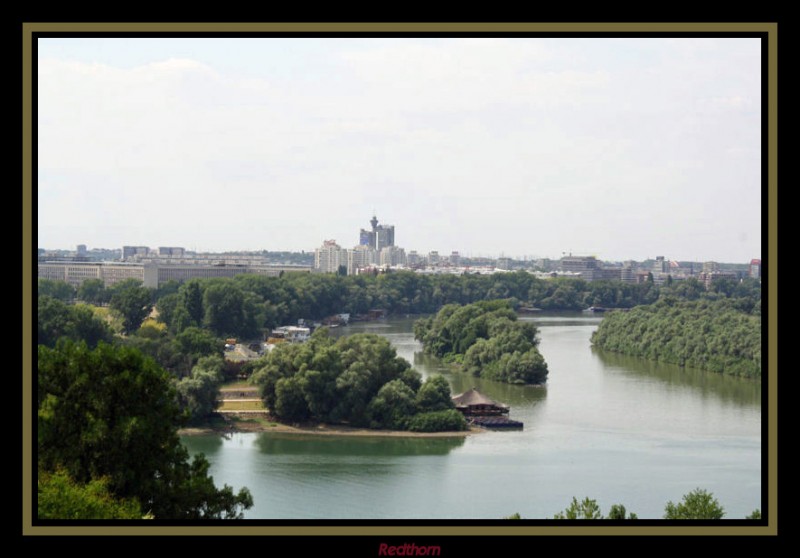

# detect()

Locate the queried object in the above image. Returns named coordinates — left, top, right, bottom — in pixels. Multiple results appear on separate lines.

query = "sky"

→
left=36, top=37, right=762, bottom=262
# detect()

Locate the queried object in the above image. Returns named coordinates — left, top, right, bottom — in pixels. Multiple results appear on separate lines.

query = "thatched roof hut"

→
left=451, top=388, right=509, bottom=415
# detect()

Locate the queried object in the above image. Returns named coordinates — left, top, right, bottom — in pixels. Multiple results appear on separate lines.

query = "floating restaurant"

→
left=451, top=388, right=523, bottom=429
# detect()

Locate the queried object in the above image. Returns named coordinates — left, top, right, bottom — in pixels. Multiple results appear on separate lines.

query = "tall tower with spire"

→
left=359, top=215, right=395, bottom=250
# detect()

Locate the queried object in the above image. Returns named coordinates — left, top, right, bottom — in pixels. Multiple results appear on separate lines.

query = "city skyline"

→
left=37, top=37, right=762, bottom=262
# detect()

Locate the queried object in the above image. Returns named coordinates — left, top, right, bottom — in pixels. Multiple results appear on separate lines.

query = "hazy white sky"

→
left=37, top=37, right=762, bottom=262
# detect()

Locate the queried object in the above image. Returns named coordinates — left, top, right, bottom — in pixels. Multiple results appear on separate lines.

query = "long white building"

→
left=39, top=261, right=311, bottom=288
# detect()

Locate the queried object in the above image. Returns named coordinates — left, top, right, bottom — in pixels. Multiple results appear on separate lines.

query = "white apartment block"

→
left=347, top=245, right=377, bottom=275
left=314, top=240, right=347, bottom=274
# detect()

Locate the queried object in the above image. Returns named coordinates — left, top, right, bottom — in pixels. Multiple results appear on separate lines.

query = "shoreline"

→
left=179, top=417, right=480, bottom=438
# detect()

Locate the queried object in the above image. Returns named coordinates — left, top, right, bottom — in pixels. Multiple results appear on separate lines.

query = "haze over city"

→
left=37, top=37, right=762, bottom=262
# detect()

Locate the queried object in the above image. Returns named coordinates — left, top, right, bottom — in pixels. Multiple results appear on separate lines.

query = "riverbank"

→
left=179, top=415, right=480, bottom=438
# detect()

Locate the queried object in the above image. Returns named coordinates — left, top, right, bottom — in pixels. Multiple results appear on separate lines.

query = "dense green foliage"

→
left=38, top=296, right=113, bottom=348
left=38, top=470, right=145, bottom=520
left=38, top=341, right=253, bottom=519
left=150, top=271, right=670, bottom=339
left=109, top=279, right=154, bottom=334
left=406, top=409, right=468, bottom=432
left=38, top=278, right=75, bottom=301
left=591, top=298, right=761, bottom=378
left=176, top=355, right=225, bottom=421
left=77, top=278, right=109, bottom=305
left=45, top=271, right=759, bottom=342
left=414, top=300, right=548, bottom=384
left=250, top=330, right=466, bottom=432
left=663, top=488, right=725, bottom=519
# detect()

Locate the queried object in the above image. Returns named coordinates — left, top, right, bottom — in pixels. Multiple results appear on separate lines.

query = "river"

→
left=182, top=313, right=761, bottom=519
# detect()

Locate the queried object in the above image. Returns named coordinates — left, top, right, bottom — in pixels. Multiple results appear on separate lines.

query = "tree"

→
left=746, top=509, right=761, bottom=520
left=176, top=355, right=224, bottom=420
left=173, top=326, right=222, bottom=363
left=415, top=375, right=455, bottom=413
left=553, top=497, right=604, bottom=519
left=38, top=278, right=75, bottom=301
left=38, top=470, right=145, bottom=519
left=367, top=379, right=417, bottom=429
left=203, top=282, right=247, bottom=337
left=109, top=279, right=153, bottom=334
left=183, top=280, right=205, bottom=326
left=607, top=504, right=638, bottom=520
left=663, top=488, right=725, bottom=519
left=77, top=278, right=107, bottom=305
left=38, top=296, right=112, bottom=348
left=155, top=293, right=180, bottom=329
left=38, top=341, right=253, bottom=519
left=274, top=376, right=311, bottom=422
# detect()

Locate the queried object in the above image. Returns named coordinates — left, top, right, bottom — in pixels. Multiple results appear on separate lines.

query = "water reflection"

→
left=254, top=432, right=465, bottom=456
left=181, top=433, right=224, bottom=456
left=593, top=348, right=761, bottom=407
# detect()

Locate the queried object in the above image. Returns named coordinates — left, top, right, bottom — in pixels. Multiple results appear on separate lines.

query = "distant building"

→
left=359, top=215, right=395, bottom=251
left=496, top=257, right=512, bottom=271
left=449, top=251, right=461, bottom=266
left=347, top=245, right=376, bottom=275
left=38, top=261, right=145, bottom=288
left=39, top=260, right=308, bottom=289
left=653, top=256, right=668, bottom=274
left=76, top=244, right=87, bottom=257
left=380, top=246, right=406, bottom=267
left=158, top=246, right=186, bottom=257
left=703, top=261, right=720, bottom=273
left=750, top=259, right=761, bottom=279
left=560, top=256, right=600, bottom=281
left=407, top=251, right=421, bottom=267
left=314, top=240, right=346, bottom=274
left=428, top=251, right=440, bottom=266
left=699, top=270, right=738, bottom=289
left=122, top=246, right=149, bottom=260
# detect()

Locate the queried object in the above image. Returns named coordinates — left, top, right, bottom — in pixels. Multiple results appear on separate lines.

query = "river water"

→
left=182, top=314, right=761, bottom=519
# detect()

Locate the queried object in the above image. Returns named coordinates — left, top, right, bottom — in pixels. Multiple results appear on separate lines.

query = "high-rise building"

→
left=380, top=246, right=406, bottom=267
left=749, top=259, right=761, bottom=279
left=347, top=245, right=376, bottom=275
left=76, top=244, right=87, bottom=257
left=359, top=215, right=395, bottom=251
left=314, top=240, right=346, bottom=273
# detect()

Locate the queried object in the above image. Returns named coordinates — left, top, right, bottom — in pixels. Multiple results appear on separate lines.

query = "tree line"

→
left=506, top=488, right=761, bottom=520
left=250, top=329, right=467, bottom=432
left=591, top=297, right=761, bottom=378
left=414, top=300, right=549, bottom=385
left=41, top=270, right=760, bottom=342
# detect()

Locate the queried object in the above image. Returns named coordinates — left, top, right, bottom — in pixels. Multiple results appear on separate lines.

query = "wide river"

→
left=182, top=313, right=761, bottom=519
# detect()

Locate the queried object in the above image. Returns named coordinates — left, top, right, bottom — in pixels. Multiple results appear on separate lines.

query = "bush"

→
left=406, top=409, right=467, bottom=432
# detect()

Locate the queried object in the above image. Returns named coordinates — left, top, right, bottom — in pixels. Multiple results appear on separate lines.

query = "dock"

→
left=470, top=416, right=524, bottom=429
